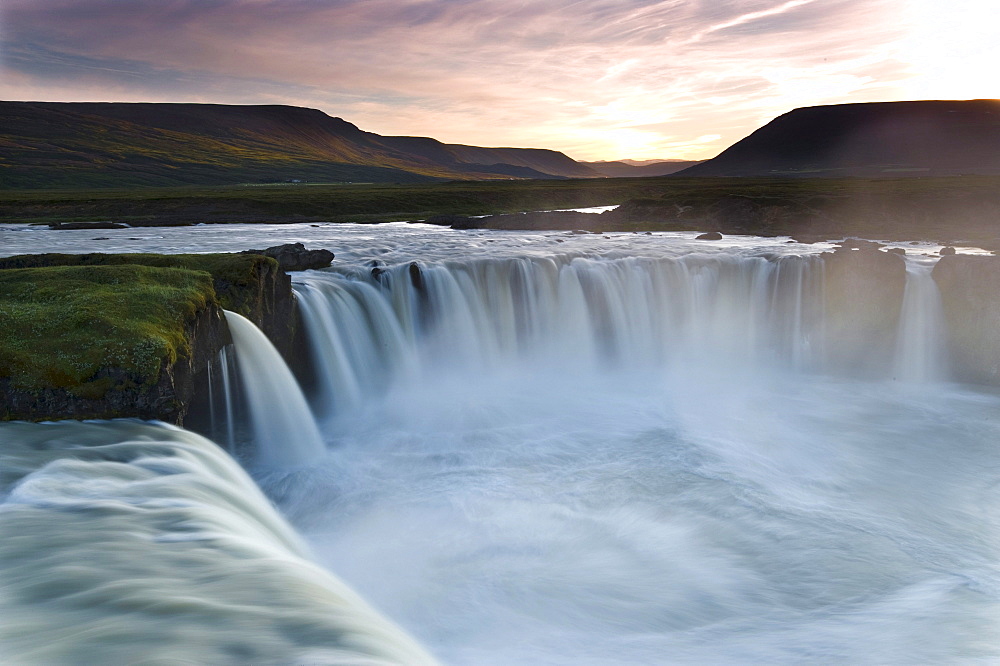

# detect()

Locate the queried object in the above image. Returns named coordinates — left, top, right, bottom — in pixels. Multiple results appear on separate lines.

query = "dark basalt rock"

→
left=409, top=262, right=425, bottom=291
left=48, top=221, right=128, bottom=230
left=696, top=231, right=723, bottom=240
left=933, top=255, right=1000, bottom=384
left=241, top=243, right=334, bottom=272
left=822, top=247, right=907, bottom=377
left=425, top=214, right=477, bottom=229
left=940, top=246, right=957, bottom=256
left=836, top=238, right=883, bottom=252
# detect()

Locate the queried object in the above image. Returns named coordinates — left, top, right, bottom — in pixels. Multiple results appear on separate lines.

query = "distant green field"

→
left=1, top=175, right=998, bottom=242
left=0, top=177, right=670, bottom=225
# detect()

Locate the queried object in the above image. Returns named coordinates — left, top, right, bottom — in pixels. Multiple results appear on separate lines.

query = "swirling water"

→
left=2, top=223, right=999, bottom=663
left=283, top=251, right=1000, bottom=665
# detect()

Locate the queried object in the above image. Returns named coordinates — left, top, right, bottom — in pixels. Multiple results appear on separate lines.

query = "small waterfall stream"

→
left=223, top=310, right=325, bottom=467
left=892, top=259, right=949, bottom=383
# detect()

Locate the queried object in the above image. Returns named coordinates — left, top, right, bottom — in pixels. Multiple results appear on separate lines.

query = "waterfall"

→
left=4, top=228, right=1000, bottom=665
left=293, top=254, right=827, bottom=416
left=223, top=310, right=325, bottom=467
left=0, top=420, right=438, bottom=665
left=203, top=345, right=240, bottom=451
left=893, top=260, right=949, bottom=383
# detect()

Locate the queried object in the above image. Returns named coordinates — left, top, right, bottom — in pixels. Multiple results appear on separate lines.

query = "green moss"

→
left=0, top=252, right=277, bottom=316
left=0, top=265, right=215, bottom=397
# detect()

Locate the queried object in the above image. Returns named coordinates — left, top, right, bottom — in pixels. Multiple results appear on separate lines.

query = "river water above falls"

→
left=2, top=223, right=999, bottom=664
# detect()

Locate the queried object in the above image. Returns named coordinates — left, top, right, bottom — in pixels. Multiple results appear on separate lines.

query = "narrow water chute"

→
left=223, top=310, right=325, bottom=467
left=893, top=260, right=949, bottom=383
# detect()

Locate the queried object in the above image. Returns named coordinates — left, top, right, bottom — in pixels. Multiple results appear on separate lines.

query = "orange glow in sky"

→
left=0, top=0, right=994, bottom=161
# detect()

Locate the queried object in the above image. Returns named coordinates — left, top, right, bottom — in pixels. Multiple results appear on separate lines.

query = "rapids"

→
left=0, top=421, right=437, bottom=665
left=1, top=222, right=999, bottom=663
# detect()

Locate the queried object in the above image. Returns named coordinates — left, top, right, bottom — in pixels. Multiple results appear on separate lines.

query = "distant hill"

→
left=677, top=100, right=1000, bottom=177
left=0, top=102, right=600, bottom=188
left=583, top=159, right=704, bottom=177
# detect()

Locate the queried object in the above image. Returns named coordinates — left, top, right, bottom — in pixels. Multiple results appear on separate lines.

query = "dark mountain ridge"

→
left=583, top=160, right=704, bottom=177
left=678, top=100, right=1000, bottom=177
left=0, top=101, right=598, bottom=188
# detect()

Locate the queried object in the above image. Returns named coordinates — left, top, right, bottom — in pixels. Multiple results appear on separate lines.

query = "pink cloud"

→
left=2, top=0, right=925, bottom=160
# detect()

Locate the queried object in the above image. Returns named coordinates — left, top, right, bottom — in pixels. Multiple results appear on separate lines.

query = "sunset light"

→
left=897, top=0, right=999, bottom=100
left=3, top=1, right=1000, bottom=664
left=1, top=0, right=993, bottom=161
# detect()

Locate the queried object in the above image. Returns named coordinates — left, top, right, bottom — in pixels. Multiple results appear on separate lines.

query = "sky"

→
left=1, top=0, right=996, bottom=161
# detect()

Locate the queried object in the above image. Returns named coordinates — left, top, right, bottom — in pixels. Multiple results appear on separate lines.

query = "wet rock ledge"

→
left=0, top=245, right=332, bottom=424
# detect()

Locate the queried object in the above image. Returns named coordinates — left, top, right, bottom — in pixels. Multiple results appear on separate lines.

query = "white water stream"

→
left=223, top=309, right=325, bottom=467
left=1, top=223, right=999, bottom=663
left=0, top=421, right=437, bottom=665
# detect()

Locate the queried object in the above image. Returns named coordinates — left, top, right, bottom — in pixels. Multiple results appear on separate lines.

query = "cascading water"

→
left=281, top=247, right=999, bottom=664
left=294, top=254, right=828, bottom=420
left=0, top=421, right=438, bottom=665
left=892, top=259, right=949, bottom=383
left=2, top=224, right=998, bottom=665
left=223, top=310, right=325, bottom=467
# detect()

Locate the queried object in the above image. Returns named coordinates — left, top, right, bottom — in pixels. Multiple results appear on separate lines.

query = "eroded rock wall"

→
left=822, top=247, right=907, bottom=377
left=1, top=303, right=230, bottom=424
left=933, top=255, right=1000, bottom=385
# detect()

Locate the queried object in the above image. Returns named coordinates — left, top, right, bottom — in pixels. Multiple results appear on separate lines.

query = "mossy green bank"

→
left=0, top=265, right=214, bottom=398
left=0, top=253, right=282, bottom=414
left=0, top=252, right=279, bottom=315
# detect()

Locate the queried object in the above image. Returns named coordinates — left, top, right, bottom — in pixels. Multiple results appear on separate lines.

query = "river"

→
left=1, top=221, right=998, bottom=664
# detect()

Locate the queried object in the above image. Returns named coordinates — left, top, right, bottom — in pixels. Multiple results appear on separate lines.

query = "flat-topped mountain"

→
left=678, top=100, right=1000, bottom=177
left=0, top=102, right=599, bottom=188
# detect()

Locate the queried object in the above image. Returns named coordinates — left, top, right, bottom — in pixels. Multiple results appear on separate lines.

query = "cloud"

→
left=1, top=0, right=926, bottom=159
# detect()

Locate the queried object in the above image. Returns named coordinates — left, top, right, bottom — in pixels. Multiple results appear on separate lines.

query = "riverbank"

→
left=456, top=176, right=1000, bottom=246
left=0, top=250, right=313, bottom=423
left=3, top=176, right=999, bottom=246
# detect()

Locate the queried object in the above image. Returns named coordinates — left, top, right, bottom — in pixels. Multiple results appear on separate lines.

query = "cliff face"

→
left=0, top=303, right=230, bottom=424
left=822, top=246, right=907, bottom=377
left=932, top=255, right=1000, bottom=384
left=0, top=253, right=304, bottom=425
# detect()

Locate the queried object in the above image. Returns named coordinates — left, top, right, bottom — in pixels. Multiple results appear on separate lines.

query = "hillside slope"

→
left=0, top=102, right=599, bottom=188
left=583, top=160, right=704, bottom=177
left=678, top=100, right=1000, bottom=177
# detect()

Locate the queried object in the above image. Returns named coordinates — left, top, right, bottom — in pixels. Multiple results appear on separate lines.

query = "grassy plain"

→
left=0, top=174, right=998, bottom=246
left=0, top=178, right=671, bottom=225
left=1, top=176, right=997, bottom=241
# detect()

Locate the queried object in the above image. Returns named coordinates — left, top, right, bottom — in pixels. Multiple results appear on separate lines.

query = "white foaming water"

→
left=294, top=254, right=826, bottom=418
left=0, top=420, right=438, bottom=665
left=2, top=225, right=999, bottom=663
left=892, top=259, right=949, bottom=383
left=224, top=310, right=325, bottom=467
left=285, top=377, right=1000, bottom=664
left=276, top=249, right=1000, bottom=664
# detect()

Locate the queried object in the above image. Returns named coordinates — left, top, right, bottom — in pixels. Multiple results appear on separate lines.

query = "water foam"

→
left=0, top=420, right=438, bottom=665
